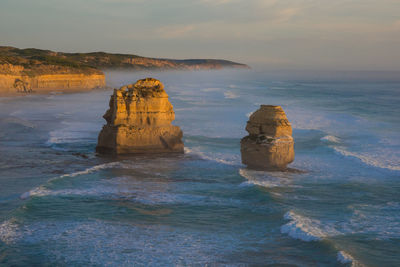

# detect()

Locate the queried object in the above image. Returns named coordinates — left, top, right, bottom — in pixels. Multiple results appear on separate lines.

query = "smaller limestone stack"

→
left=240, top=105, right=294, bottom=170
left=96, top=78, right=184, bottom=154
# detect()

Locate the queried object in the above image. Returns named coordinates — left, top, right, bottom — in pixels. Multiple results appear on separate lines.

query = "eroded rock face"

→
left=0, top=63, right=105, bottom=95
left=96, top=78, right=184, bottom=154
left=241, top=105, right=294, bottom=170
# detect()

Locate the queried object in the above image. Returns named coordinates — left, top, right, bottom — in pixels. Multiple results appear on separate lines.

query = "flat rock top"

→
left=249, top=105, right=290, bottom=124
left=118, top=78, right=167, bottom=98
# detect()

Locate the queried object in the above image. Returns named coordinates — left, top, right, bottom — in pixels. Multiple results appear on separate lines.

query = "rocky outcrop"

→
left=240, top=105, right=294, bottom=170
left=96, top=78, right=184, bottom=154
left=0, top=64, right=105, bottom=95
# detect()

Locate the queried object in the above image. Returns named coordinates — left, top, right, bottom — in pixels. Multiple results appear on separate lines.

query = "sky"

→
left=1, top=0, right=400, bottom=70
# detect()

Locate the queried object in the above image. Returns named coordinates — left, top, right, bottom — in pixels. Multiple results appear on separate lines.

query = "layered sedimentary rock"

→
left=241, top=105, right=294, bottom=170
left=96, top=78, right=184, bottom=154
left=0, top=63, right=105, bottom=95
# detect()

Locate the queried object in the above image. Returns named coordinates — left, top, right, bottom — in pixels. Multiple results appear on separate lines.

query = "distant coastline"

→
left=0, top=46, right=249, bottom=96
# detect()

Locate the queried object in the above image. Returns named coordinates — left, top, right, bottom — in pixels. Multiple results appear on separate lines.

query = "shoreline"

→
left=0, top=86, right=111, bottom=98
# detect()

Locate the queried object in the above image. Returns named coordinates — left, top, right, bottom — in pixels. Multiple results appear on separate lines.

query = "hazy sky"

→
left=1, top=0, right=399, bottom=70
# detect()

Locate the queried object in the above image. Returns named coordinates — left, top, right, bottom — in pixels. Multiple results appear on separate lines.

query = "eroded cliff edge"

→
left=96, top=78, right=184, bottom=154
left=0, top=46, right=249, bottom=95
left=0, top=62, right=105, bottom=95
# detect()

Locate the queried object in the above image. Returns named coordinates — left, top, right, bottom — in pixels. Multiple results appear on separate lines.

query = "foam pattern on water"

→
left=280, top=211, right=340, bottom=242
left=0, top=220, right=241, bottom=266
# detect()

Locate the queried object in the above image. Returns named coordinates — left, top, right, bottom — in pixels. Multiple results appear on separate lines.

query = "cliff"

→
left=0, top=48, right=105, bottom=95
left=0, top=46, right=248, bottom=95
left=240, top=105, right=294, bottom=170
left=96, top=78, right=184, bottom=154
left=0, top=46, right=249, bottom=71
left=0, top=65, right=105, bottom=94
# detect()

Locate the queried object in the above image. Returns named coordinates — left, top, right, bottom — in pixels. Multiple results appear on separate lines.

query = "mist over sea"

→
left=0, top=69, right=399, bottom=266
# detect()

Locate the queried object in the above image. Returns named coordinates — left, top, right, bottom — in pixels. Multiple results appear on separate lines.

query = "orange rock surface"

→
left=96, top=78, right=184, bottom=154
left=241, top=105, right=294, bottom=170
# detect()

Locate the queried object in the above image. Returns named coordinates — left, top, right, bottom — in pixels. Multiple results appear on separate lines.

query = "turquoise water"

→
left=0, top=70, right=399, bottom=266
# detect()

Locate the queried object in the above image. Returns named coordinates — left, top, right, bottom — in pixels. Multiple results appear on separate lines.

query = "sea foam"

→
left=332, top=146, right=400, bottom=171
left=20, top=162, right=124, bottom=199
left=280, top=211, right=339, bottom=242
left=238, top=168, right=296, bottom=188
left=321, top=135, right=341, bottom=143
left=223, top=91, right=238, bottom=99
left=184, top=147, right=239, bottom=166
left=0, top=220, right=238, bottom=266
left=337, top=251, right=354, bottom=265
left=337, top=251, right=365, bottom=267
left=0, top=219, right=20, bottom=245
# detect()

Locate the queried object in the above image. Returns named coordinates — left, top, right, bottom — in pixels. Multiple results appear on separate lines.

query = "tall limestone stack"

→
left=241, top=105, right=294, bottom=170
left=96, top=78, right=184, bottom=154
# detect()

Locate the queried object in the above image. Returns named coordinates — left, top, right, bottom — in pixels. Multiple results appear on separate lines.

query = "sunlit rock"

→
left=96, top=78, right=184, bottom=154
left=241, top=105, right=294, bottom=170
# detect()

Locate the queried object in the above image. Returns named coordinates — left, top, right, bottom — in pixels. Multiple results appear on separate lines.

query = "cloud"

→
left=394, top=20, right=400, bottom=31
left=199, top=0, right=235, bottom=5
left=274, top=8, right=300, bottom=23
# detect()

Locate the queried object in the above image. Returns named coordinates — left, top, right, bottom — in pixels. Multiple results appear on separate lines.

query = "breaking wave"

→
left=184, top=147, right=239, bottom=166
left=332, top=146, right=400, bottom=171
left=321, top=135, right=341, bottom=143
left=280, top=211, right=339, bottom=242
left=238, top=168, right=294, bottom=188
left=20, top=162, right=125, bottom=199
left=337, top=251, right=364, bottom=267
left=60, top=162, right=125, bottom=178
left=223, top=91, right=238, bottom=99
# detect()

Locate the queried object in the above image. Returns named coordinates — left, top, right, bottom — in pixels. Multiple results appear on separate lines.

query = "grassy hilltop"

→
left=0, top=46, right=249, bottom=76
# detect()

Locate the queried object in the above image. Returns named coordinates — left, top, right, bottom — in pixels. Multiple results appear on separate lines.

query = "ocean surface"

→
left=0, top=69, right=399, bottom=266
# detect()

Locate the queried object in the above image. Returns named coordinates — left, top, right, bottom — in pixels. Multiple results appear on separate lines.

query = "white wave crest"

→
left=184, top=147, right=239, bottom=166
left=20, top=162, right=124, bottom=199
left=333, top=146, right=400, bottom=171
left=337, top=251, right=364, bottom=267
left=337, top=251, right=354, bottom=265
left=60, top=162, right=124, bottom=178
left=239, top=168, right=291, bottom=188
left=223, top=91, right=238, bottom=99
left=20, top=186, right=51, bottom=199
left=246, top=112, right=254, bottom=118
left=281, top=211, right=339, bottom=242
left=321, top=135, right=341, bottom=143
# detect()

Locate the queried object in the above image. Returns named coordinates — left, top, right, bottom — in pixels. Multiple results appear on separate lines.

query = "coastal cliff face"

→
left=0, top=46, right=249, bottom=95
left=0, top=63, right=105, bottom=95
left=96, top=78, right=184, bottom=154
left=241, top=105, right=294, bottom=170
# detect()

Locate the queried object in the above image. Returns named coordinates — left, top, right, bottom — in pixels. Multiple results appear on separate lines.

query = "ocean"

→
left=0, top=69, right=399, bottom=266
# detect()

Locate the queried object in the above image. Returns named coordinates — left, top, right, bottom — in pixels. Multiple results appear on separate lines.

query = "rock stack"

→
left=96, top=78, right=184, bottom=154
left=240, top=105, right=294, bottom=170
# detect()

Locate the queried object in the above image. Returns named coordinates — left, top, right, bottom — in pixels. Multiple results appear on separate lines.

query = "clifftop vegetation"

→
left=0, top=46, right=249, bottom=75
